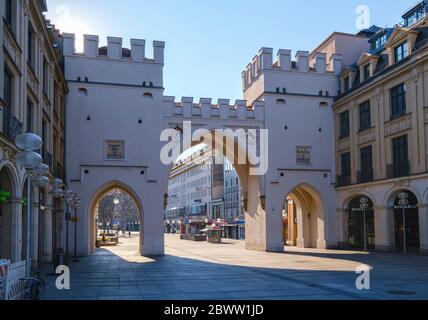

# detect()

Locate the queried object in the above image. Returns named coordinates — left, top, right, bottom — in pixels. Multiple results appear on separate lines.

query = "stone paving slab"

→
left=44, top=234, right=428, bottom=300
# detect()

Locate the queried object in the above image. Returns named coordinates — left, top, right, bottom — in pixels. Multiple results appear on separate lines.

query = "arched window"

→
left=78, top=88, right=88, bottom=96
left=276, top=98, right=286, bottom=105
left=143, top=92, right=153, bottom=99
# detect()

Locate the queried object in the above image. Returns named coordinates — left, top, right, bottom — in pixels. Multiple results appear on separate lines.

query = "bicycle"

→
left=20, top=275, right=47, bottom=300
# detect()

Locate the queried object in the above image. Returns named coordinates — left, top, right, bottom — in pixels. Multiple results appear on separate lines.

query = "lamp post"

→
left=64, top=189, right=75, bottom=266
left=71, top=196, right=81, bottom=262
left=15, top=133, right=43, bottom=278
left=351, top=196, right=370, bottom=253
left=395, top=192, right=413, bottom=255
left=359, top=197, right=369, bottom=253
left=49, top=179, right=64, bottom=274
left=32, top=168, right=50, bottom=275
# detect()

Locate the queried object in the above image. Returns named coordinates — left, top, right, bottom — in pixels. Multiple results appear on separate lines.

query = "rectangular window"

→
left=5, top=0, right=13, bottom=29
left=341, top=153, right=351, bottom=177
left=391, top=83, right=406, bottom=119
left=28, top=26, right=35, bottom=67
left=360, top=146, right=373, bottom=182
left=339, top=152, right=351, bottom=186
left=340, top=110, right=350, bottom=138
left=359, top=100, right=371, bottom=131
left=43, top=58, right=49, bottom=95
left=394, top=42, right=409, bottom=63
left=4, top=67, right=13, bottom=110
left=363, top=64, right=370, bottom=81
left=392, top=135, right=408, bottom=172
left=26, top=99, right=33, bottom=132
left=42, top=119, right=47, bottom=147
left=344, top=76, right=350, bottom=92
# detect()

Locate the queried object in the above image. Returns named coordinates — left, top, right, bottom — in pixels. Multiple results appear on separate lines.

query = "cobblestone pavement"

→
left=44, top=234, right=428, bottom=300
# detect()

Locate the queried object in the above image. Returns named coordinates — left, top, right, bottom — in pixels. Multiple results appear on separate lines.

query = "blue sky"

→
left=46, top=0, right=416, bottom=101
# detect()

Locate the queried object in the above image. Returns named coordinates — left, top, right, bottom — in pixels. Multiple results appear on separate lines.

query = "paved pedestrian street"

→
left=44, top=234, right=428, bottom=300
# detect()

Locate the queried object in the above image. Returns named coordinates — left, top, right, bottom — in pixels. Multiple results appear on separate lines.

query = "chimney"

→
left=314, top=53, right=327, bottom=73
left=131, top=39, right=146, bottom=61
left=84, top=35, right=99, bottom=57
left=107, top=37, right=122, bottom=59
left=62, top=33, right=75, bottom=55
left=296, top=51, right=309, bottom=72
left=277, top=49, right=291, bottom=70
left=153, top=41, right=165, bottom=64
left=331, top=54, right=343, bottom=75
left=259, top=47, right=273, bottom=70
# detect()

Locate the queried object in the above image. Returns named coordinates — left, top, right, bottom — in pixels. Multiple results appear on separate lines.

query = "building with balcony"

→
left=0, top=0, right=68, bottom=269
left=334, top=1, right=428, bottom=253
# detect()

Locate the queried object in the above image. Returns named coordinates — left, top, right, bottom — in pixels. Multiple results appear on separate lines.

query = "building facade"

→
left=335, top=1, right=428, bottom=253
left=165, top=147, right=215, bottom=235
left=1, top=1, right=424, bottom=260
left=224, top=161, right=244, bottom=239
left=0, top=0, right=67, bottom=269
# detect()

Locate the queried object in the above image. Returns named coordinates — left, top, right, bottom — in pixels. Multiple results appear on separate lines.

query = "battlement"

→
left=163, top=97, right=264, bottom=121
left=242, top=47, right=343, bottom=90
left=61, top=33, right=165, bottom=64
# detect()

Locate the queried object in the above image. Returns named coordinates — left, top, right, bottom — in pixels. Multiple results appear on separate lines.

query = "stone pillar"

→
left=42, top=207, right=53, bottom=263
left=337, top=208, right=349, bottom=249
left=30, top=201, right=39, bottom=269
left=374, top=206, right=395, bottom=252
left=10, top=199, right=23, bottom=262
left=418, top=205, right=428, bottom=254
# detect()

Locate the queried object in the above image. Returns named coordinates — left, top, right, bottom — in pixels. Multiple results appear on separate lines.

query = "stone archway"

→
left=161, top=128, right=266, bottom=252
left=346, top=195, right=375, bottom=251
left=386, top=189, right=420, bottom=252
left=283, top=184, right=326, bottom=249
left=87, top=181, right=143, bottom=255
left=0, top=165, right=19, bottom=260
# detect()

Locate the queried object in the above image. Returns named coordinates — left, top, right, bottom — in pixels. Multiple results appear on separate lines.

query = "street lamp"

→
left=15, top=133, right=43, bottom=278
left=64, top=189, right=75, bottom=266
left=49, top=178, right=64, bottom=274
left=359, top=197, right=369, bottom=253
left=395, top=192, right=414, bottom=255
left=33, top=173, right=50, bottom=274
left=71, top=196, right=81, bottom=262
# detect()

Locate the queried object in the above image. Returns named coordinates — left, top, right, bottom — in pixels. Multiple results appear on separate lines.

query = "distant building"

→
left=224, top=160, right=244, bottom=239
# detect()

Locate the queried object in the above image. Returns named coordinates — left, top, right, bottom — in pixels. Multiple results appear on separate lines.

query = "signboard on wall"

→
left=105, top=140, right=125, bottom=160
left=296, top=146, right=312, bottom=165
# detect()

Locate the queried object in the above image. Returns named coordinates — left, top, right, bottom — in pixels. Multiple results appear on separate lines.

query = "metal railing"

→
left=357, top=168, right=374, bottom=184
left=387, top=161, right=410, bottom=179
left=2, top=110, right=23, bottom=141
left=398, top=11, right=426, bottom=27
left=336, top=175, right=351, bottom=187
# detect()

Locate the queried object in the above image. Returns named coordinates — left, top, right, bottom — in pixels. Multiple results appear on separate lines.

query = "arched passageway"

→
left=0, top=166, right=16, bottom=260
left=390, top=190, right=420, bottom=252
left=347, top=196, right=375, bottom=251
left=283, top=184, right=326, bottom=249
left=162, top=127, right=265, bottom=252
left=87, top=182, right=143, bottom=255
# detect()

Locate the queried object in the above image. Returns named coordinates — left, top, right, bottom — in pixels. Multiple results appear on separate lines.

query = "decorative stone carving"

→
left=384, top=114, right=412, bottom=137
left=411, top=66, right=420, bottom=83
left=345, top=185, right=365, bottom=194
left=3, top=31, right=22, bottom=69
left=3, top=147, right=16, bottom=162
left=27, top=68, right=39, bottom=97
left=357, top=127, right=375, bottom=145
left=392, top=179, right=410, bottom=188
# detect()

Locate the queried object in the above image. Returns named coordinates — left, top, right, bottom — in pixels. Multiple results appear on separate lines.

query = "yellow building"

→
left=335, top=2, right=428, bottom=253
